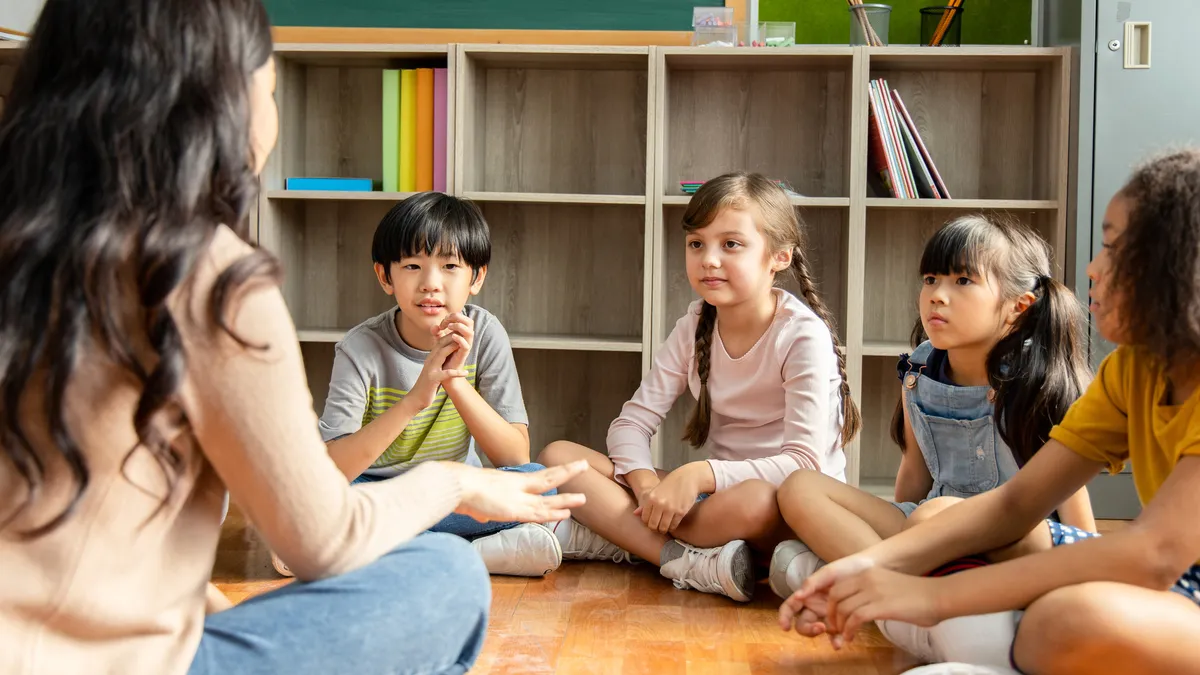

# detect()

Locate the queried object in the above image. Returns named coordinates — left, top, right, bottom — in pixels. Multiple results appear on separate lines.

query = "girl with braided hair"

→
left=540, top=172, right=857, bottom=602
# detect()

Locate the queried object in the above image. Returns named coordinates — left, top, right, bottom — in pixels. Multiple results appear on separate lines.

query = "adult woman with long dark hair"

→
left=0, top=2, right=585, bottom=673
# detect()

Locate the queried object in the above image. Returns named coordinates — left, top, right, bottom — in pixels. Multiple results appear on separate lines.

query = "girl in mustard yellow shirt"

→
left=780, top=148, right=1200, bottom=675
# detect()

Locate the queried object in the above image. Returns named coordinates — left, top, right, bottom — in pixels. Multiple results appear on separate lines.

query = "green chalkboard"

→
left=762, top=0, right=1031, bottom=46
left=261, top=0, right=701, bottom=31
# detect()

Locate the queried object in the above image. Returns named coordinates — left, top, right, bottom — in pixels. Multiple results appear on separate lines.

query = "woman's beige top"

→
left=0, top=226, right=463, bottom=675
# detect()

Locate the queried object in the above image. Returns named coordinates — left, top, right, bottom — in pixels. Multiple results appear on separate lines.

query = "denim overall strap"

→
left=900, top=341, right=1020, bottom=500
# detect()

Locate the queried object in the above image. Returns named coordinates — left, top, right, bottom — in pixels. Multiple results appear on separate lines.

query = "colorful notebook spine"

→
left=399, top=69, right=417, bottom=192
left=415, top=68, right=435, bottom=192
left=381, top=70, right=401, bottom=193
left=433, top=68, right=448, bottom=192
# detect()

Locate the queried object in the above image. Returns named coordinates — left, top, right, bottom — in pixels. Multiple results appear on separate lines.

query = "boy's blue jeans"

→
left=353, top=462, right=551, bottom=541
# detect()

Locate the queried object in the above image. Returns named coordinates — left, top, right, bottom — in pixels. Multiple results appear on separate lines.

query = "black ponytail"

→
left=988, top=274, right=1090, bottom=466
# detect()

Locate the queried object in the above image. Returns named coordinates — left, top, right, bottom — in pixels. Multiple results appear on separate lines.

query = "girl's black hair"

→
left=372, top=192, right=491, bottom=282
left=890, top=216, right=1091, bottom=467
left=0, top=0, right=276, bottom=537
left=1110, top=148, right=1200, bottom=368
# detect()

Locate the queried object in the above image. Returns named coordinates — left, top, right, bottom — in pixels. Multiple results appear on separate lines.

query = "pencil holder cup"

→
left=921, top=6, right=964, bottom=46
left=849, top=4, right=891, bottom=47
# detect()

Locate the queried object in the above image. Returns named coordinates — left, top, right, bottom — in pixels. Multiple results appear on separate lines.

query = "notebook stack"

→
left=866, top=78, right=950, bottom=199
left=382, top=67, right=448, bottom=193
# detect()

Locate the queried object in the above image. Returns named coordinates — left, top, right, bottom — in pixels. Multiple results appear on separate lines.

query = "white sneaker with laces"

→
left=768, top=539, right=824, bottom=599
left=555, top=518, right=636, bottom=564
left=879, top=610, right=1022, bottom=671
left=271, top=551, right=294, bottom=578
left=659, top=539, right=755, bottom=602
left=472, top=523, right=562, bottom=577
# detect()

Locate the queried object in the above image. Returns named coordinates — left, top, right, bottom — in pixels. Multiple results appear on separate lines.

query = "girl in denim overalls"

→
left=767, top=216, right=1098, bottom=668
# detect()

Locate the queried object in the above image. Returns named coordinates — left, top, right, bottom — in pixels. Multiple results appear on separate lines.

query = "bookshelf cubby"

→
left=657, top=48, right=856, bottom=200
left=29, top=39, right=1054, bottom=487
left=456, top=46, right=651, bottom=200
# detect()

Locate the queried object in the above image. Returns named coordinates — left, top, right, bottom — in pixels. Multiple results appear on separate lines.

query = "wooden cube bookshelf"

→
left=254, top=44, right=1068, bottom=485
left=0, top=38, right=1077, bottom=489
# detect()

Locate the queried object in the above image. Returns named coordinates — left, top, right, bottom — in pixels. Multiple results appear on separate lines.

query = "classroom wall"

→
left=0, top=0, right=44, bottom=33
left=761, top=0, right=1032, bottom=45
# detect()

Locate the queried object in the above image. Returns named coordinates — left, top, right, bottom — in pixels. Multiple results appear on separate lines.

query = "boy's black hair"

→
left=372, top=192, right=491, bottom=281
left=1112, top=148, right=1200, bottom=368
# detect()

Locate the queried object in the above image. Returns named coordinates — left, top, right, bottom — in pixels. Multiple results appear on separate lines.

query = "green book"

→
left=399, top=69, right=417, bottom=192
left=381, top=70, right=400, bottom=193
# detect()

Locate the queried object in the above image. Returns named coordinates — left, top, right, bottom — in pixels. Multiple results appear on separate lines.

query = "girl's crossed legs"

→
left=540, top=441, right=794, bottom=601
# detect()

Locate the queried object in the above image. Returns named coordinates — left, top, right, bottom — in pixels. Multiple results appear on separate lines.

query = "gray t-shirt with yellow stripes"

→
left=318, top=304, right=527, bottom=478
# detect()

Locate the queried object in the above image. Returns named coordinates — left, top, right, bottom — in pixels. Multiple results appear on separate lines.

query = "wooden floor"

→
left=212, top=508, right=1128, bottom=674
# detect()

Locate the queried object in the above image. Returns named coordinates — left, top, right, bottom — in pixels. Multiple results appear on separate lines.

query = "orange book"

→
left=415, top=68, right=435, bottom=192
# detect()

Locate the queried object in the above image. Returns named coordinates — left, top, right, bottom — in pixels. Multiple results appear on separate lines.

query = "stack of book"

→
left=866, top=78, right=950, bottom=199
left=382, top=67, right=449, bottom=193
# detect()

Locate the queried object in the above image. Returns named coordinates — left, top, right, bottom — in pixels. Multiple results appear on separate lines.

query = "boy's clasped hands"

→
left=408, top=312, right=477, bottom=409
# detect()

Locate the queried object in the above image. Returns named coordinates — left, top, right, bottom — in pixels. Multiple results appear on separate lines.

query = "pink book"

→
left=433, top=68, right=448, bottom=192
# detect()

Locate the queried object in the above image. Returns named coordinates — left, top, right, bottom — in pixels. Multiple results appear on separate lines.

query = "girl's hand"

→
left=451, top=460, right=588, bottom=524
left=778, top=554, right=875, bottom=641
left=634, top=465, right=702, bottom=534
left=782, top=555, right=944, bottom=649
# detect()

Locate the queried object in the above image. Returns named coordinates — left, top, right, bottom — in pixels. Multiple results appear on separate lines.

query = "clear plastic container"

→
left=692, top=6, right=734, bottom=28
left=692, top=25, right=738, bottom=47
left=759, top=21, right=796, bottom=47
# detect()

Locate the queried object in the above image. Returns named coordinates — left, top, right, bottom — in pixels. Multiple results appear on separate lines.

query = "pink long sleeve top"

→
left=607, top=289, right=847, bottom=491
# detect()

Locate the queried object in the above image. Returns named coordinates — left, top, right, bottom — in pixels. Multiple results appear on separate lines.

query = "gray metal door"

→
left=1086, top=0, right=1200, bottom=517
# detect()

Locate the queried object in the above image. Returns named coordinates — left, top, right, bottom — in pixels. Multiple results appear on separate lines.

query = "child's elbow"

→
left=1138, top=528, right=1197, bottom=590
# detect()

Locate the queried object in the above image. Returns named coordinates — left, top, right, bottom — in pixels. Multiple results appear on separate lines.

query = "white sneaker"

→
left=659, top=539, right=755, bottom=602
left=555, top=518, right=636, bottom=564
left=271, top=551, right=294, bottom=578
left=879, top=611, right=1022, bottom=670
left=472, top=523, right=562, bottom=577
left=901, top=663, right=1020, bottom=675
left=768, top=539, right=824, bottom=599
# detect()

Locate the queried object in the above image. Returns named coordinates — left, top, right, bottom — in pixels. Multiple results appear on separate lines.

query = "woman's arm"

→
left=893, top=391, right=933, bottom=504
left=1057, top=485, right=1098, bottom=533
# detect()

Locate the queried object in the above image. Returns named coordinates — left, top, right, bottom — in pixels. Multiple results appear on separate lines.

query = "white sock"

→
left=549, top=518, right=573, bottom=548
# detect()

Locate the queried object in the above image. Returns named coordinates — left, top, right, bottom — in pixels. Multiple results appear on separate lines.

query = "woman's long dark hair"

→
left=0, top=0, right=279, bottom=537
left=890, top=216, right=1090, bottom=466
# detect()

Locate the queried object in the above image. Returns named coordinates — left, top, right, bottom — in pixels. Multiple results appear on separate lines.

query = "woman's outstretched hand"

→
left=450, top=460, right=588, bottom=524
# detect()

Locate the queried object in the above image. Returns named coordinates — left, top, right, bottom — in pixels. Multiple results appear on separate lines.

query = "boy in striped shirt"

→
left=273, top=192, right=560, bottom=578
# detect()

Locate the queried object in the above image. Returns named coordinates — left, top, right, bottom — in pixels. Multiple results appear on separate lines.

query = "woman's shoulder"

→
left=169, top=225, right=274, bottom=338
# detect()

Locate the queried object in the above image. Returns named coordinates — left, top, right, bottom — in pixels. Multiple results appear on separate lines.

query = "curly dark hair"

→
left=0, top=0, right=278, bottom=537
left=1111, top=148, right=1200, bottom=367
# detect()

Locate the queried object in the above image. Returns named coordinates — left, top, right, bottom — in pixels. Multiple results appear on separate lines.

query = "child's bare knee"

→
left=730, top=479, right=781, bottom=537
left=539, top=440, right=586, bottom=467
left=777, top=469, right=830, bottom=522
left=905, top=496, right=962, bottom=528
